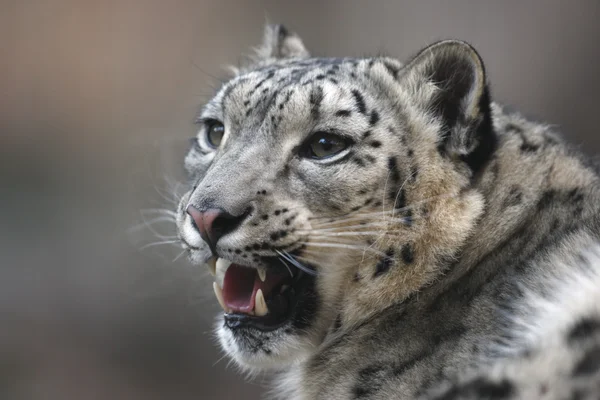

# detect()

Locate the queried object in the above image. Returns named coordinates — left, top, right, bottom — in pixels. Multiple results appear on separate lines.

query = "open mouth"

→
left=211, top=257, right=316, bottom=331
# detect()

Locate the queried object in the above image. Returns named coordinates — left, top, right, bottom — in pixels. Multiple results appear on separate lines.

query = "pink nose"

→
left=186, top=205, right=223, bottom=246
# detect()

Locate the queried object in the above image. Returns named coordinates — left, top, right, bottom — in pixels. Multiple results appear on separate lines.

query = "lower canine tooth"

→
left=255, top=289, right=268, bottom=316
left=213, top=282, right=229, bottom=313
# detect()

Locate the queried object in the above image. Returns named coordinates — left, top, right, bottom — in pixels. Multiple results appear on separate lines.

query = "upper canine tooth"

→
left=206, top=257, right=217, bottom=276
left=213, top=282, right=229, bottom=313
left=257, top=266, right=267, bottom=282
left=255, top=289, right=268, bottom=316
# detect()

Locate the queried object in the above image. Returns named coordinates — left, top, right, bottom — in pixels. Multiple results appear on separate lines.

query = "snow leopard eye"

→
left=302, top=132, right=350, bottom=160
left=205, top=120, right=225, bottom=148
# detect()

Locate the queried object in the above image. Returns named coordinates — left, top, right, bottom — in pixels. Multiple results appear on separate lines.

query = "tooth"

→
left=257, top=266, right=267, bottom=282
left=255, top=289, right=268, bottom=317
left=213, top=282, right=230, bottom=313
left=280, top=285, right=289, bottom=294
left=216, top=258, right=232, bottom=274
left=206, top=257, right=217, bottom=276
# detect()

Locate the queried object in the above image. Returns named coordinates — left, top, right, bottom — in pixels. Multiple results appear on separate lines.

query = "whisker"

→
left=305, top=231, right=402, bottom=238
left=276, top=250, right=317, bottom=276
left=298, top=242, right=388, bottom=258
left=390, top=170, right=418, bottom=219
left=310, top=217, right=409, bottom=230
left=153, top=185, right=180, bottom=206
left=308, top=193, right=451, bottom=223
left=128, top=218, right=178, bottom=237
left=307, top=218, right=416, bottom=232
left=140, top=208, right=178, bottom=218
left=276, top=256, right=295, bottom=278
left=292, top=254, right=341, bottom=273
left=172, top=249, right=187, bottom=262
left=140, top=239, right=181, bottom=250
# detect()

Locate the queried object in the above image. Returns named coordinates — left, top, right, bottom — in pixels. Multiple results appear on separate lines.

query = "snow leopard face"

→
left=176, top=25, right=495, bottom=371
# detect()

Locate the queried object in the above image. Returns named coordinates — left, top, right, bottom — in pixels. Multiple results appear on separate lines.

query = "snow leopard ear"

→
left=254, top=24, right=310, bottom=62
left=400, top=40, right=495, bottom=172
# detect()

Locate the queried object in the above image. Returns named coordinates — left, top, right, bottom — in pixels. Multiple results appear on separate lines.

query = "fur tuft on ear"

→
left=254, top=24, right=310, bottom=62
left=400, top=40, right=496, bottom=172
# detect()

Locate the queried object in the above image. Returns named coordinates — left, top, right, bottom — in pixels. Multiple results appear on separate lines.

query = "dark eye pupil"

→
left=207, top=122, right=224, bottom=147
left=305, top=132, right=348, bottom=159
left=319, top=138, right=334, bottom=151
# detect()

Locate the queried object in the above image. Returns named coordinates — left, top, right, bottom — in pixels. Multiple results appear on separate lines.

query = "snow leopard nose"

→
left=186, top=205, right=249, bottom=248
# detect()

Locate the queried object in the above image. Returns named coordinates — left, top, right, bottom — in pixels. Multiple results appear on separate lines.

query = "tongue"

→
left=222, top=264, right=289, bottom=314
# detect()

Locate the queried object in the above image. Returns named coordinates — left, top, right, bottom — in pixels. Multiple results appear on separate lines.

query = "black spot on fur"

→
left=310, top=86, right=324, bottom=118
left=352, top=364, right=387, bottom=399
left=505, top=123, right=523, bottom=133
left=369, top=111, right=380, bottom=126
left=352, top=157, right=366, bottom=167
left=573, top=347, right=600, bottom=376
left=369, top=140, right=382, bottom=148
left=520, top=140, right=540, bottom=153
left=383, top=61, right=400, bottom=80
left=569, top=318, right=600, bottom=344
left=409, top=165, right=418, bottom=182
left=401, top=244, right=414, bottom=264
left=333, top=314, right=342, bottom=332
left=393, top=189, right=406, bottom=210
left=336, top=110, right=352, bottom=117
left=261, top=214, right=269, bottom=221
left=434, top=378, right=514, bottom=400
left=374, top=249, right=395, bottom=277
left=568, top=188, right=585, bottom=204
left=365, top=154, right=376, bottom=164
left=351, top=90, right=367, bottom=114
left=537, top=190, right=558, bottom=210
left=388, top=157, right=400, bottom=183
left=503, top=186, right=523, bottom=208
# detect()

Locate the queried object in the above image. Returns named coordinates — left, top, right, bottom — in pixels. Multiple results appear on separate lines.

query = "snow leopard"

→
left=174, top=24, right=600, bottom=399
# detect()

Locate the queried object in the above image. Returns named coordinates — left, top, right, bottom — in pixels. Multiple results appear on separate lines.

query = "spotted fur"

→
left=175, top=24, right=600, bottom=399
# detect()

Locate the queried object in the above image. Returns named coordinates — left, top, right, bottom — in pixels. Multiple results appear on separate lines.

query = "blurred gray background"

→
left=1, top=1, right=599, bottom=399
